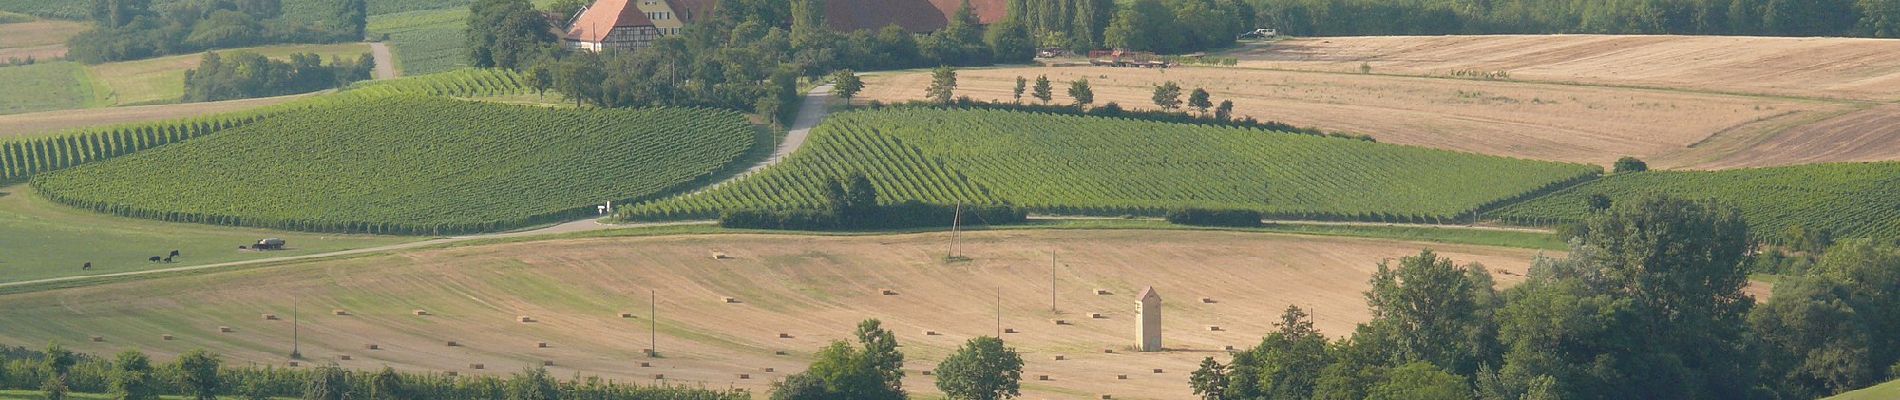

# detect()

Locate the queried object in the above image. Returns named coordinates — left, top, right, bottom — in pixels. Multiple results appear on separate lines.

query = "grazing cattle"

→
left=82, top=262, right=92, bottom=270
left=239, top=245, right=248, bottom=250
left=163, top=256, right=174, bottom=263
left=169, top=250, right=181, bottom=258
left=148, top=256, right=161, bottom=262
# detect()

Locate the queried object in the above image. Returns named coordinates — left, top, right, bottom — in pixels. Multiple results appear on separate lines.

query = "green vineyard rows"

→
left=624, top=108, right=1602, bottom=223
left=1489, top=162, right=1900, bottom=240
left=0, top=69, right=528, bottom=184
left=31, top=96, right=755, bottom=235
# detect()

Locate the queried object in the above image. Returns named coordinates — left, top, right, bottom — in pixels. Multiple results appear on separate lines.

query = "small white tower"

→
left=1136, top=286, right=1162, bottom=352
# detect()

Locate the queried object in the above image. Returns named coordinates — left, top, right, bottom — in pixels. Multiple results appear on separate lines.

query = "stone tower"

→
left=1136, top=286, right=1161, bottom=352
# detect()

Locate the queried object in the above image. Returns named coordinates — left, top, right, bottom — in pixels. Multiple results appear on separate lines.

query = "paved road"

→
left=0, top=85, right=841, bottom=290
left=369, top=42, right=397, bottom=80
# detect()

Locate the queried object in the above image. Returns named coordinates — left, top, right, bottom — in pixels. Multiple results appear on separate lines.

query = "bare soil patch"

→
left=1232, top=35, right=1900, bottom=101
left=0, top=20, right=85, bottom=61
left=1677, top=104, right=1900, bottom=169
left=859, top=65, right=1833, bottom=167
left=0, top=230, right=1539, bottom=400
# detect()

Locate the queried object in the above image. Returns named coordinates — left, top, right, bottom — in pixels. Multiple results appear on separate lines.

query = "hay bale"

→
left=288, top=361, right=299, bottom=367
left=653, top=374, right=665, bottom=379
left=1100, top=395, right=1113, bottom=399
left=262, top=314, right=279, bottom=320
left=543, top=361, right=554, bottom=367
left=517, top=316, right=535, bottom=323
left=340, top=355, right=353, bottom=361
left=413, top=310, right=429, bottom=316
left=1152, top=368, right=1165, bottom=373
left=89, top=336, right=104, bottom=342
left=1088, top=313, right=1106, bottom=319
left=1116, top=374, right=1128, bottom=380
left=1052, top=319, right=1069, bottom=325
left=445, top=341, right=459, bottom=347
left=537, top=342, right=550, bottom=348
left=1102, top=349, right=1115, bottom=354
left=774, top=350, right=788, bottom=356
left=711, top=251, right=731, bottom=260
left=921, top=370, right=933, bottom=376
left=1003, top=328, right=1019, bottom=334
left=764, top=367, right=776, bottom=372
left=639, top=362, right=652, bottom=368
left=738, top=374, right=751, bottom=379
left=218, top=326, right=234, bottom=333
left=778, top=333, right=793, bottom=339
left=1053, top=355, right=1066, bottom=361
left=1093, top=289, right=1112, bottom=295
left=1224, top=345, right=1237, bottom=352
left=1199, top=297, right=1216, bottom=304
left=1037, top=375, right=1051, bottom=381
left=332, top=309, right=349, bottom=316
left=366, top=344, right=380, bottom=350
left=879, top=289, right=898, bottom=295
left=619, top=313, right=636, bottom=318
left=722, top=297, right=740, bottom=304
left=469, top=363, right=484, bottom=370
left=1206, top=325, right=1223, bottom=331
left=162, top=334, right=174, bottom=341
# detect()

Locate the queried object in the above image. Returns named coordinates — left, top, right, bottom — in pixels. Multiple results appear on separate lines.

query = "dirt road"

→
left=370, top=42, right=397, bottom=80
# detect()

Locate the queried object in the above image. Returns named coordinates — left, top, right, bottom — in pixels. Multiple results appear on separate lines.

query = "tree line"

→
left=68, top=0, right=368, bottom=64
left=1251, top=0, right=1900, bottom=38
left=0, top=345, right=749, bottom=400
left=1190, top=195, right=1900, bottom=400
left=769, top=319, right=1026, bottom=400
left=183, top=51, right=374, bottom=102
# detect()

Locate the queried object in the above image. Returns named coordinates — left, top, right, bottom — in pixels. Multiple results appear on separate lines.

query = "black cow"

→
left=82, top=262, right=92, bottom=270
left=163, top=256, right=174, bottom=263
left=169, top=250, right=181, bottom=258
left=148, top=256, right=161, bottom=262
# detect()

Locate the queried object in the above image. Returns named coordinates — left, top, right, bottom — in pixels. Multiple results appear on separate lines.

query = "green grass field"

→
left=0, top=62, right=99, bottom=115
left=33, top=96, right=759, bottom=234
left=0, top=185, right=411, bottom=284
left=627, top=108, right=1601, bottom=222
left=1826, top=379, right=1900, bottom=400
left=1490, top=162, right=1900, bottom=240
left=88, top=43, right=373, bottom=106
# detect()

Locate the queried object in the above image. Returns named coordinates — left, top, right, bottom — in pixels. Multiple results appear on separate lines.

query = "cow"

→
left=169, top=250, right=181, bottom=258
left=82, top=262, right=92, bottom=270
left=148, top=256, right=162, bottom=262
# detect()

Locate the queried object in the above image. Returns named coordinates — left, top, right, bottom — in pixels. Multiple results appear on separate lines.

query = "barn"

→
left=565, top=0, right=1006, bottom=52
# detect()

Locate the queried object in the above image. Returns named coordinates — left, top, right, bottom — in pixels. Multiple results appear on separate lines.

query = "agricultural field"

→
left=1228, top=35, right=1900, bottom=102
left=1827, top=379, right=1900, bottom=400
left=857, top=65, right=1839, bottom=168
left=1490, top=162, right=1900, bottom=240
left=0, top=17, right=85, bottom=61
left=368, top=8, right=471, bottom=76
left=0, top=94, right=311, bottom=138
left=0, top=185, right=411, bottom=285
left=0, top=229, right=1543, bottom=399
left=0, top=62, right=101, bottom=115
left=31, top=96, right=759, bottom=234
left=87, top=42, right=373, bottom=106
left=627, top=108, right=1601, bottom=222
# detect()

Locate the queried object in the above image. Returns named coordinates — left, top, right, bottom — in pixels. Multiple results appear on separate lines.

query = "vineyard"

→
left=0, top=69, right=528, bottom=183
left=1489, top=162, right=1900, bottom=240
left=624, top=108, right=1601, bottom=223
left=30, top=96, right=756, bottom=235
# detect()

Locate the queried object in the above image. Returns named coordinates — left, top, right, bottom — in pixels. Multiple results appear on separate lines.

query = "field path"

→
left=0, top=85, right=841, bottom=290
left=369, top=42, right=398, bottom=80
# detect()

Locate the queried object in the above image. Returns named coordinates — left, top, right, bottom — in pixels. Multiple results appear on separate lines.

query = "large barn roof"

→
left=566, top=0, right=656, bottom=42
left=825, top=0, right=1008, bottom=32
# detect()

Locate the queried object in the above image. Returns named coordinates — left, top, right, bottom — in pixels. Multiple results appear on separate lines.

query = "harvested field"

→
left=0, top=229, right=1541, bottom=399
left=0, top=19, right=85, bottom=62
left=859, top=66, right=1833, bottom=167
left=1677, top=105, right=1900, bottom=169
left=1230, top=35, right=1900, bottom=101
left=0, top=93, right=309, bottom=137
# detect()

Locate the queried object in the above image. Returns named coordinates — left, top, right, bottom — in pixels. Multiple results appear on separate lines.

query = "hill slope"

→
left=1491, top=162, right=1900, bottom=240
left=628, top=108, right=1600, bottom=222
left=31, top=96, right=758, bottom=234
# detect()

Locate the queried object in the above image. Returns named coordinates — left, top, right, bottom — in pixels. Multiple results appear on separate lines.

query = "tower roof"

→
left=1138, top=286, right=1160, bottom=301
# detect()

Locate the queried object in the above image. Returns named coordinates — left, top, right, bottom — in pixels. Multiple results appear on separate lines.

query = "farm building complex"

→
left=564, top=0, right=1005, bottom=51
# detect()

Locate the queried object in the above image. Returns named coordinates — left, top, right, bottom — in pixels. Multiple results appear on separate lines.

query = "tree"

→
left=1367, top=362, right=1472, bottom=400
left=335, top=0, right=368, bottom=40
left=790, top=0, right=828, bottom=49
left=506, top=367, right=559, bottom=400
left=1152, top=81, right=1183, bottom=110
left=526, top=63, right=554, bottom=97
left=546, top=0, right=589, bottom=20
left=111, top=350, right=159, bottom=400
left=1214, top=100, right=1234, bottom=121
left=1229, top=306, right=1331, bottom=399
left=176, top=349, right=221, bottom=400
left=1612, top=156, right=1647, bottom=173
left=1103, top=0, right=1179, bottom=52
left=1586, top=193, right=1612, bottom=212
left=1751, top=240, right=1900, bottom=398
left=42, top=343, right=74, bottom=400
left=467, top=0, right=556, bottom=70
left=985, top=16, right=1035, bottom=64
left=304, top=364, right=350, bottom=400
left=833, top=69, right=865, bottom=101
left=1012, top=76, right=1026, bottom=103
left=1189, top=357, right=1229, bottom=400
left=769, top=373, right=829, bottom=400
left=935, top=336, right=1024, bottom=400
left=1032, top=75, right=1053, bottom=104
left=771, top=319, right=906, bottom=400
left=1068, top=78, right=1094, bottom=107
left=926, top=66, right=958, bottom=104
left=89, top=0, right=151, bottom=28
left=1188, top=88, right=1213, bottom=115
left=855, top=319, right=906, bottom=395
left=1365, top=250, right=1500, bottom=375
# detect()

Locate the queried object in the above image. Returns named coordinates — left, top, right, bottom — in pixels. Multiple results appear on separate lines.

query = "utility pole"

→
left=949, top=200, right=963, bottom=260
left=290, top=301, right=301, bottom=359
left=995, top=288, right=1001, bottom=338
left=650, top=289, right=657, bottom=358
left=1051, top=250, right=1058, bottom=312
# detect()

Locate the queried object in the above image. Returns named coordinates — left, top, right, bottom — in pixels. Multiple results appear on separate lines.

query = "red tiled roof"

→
left=825, top=0, right=1008, bottom=32
left=566, top=0, right=655, bottom=42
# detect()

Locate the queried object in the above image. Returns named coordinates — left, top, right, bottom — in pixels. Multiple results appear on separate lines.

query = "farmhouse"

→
left=565, top=0, right=1005, bottom=51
